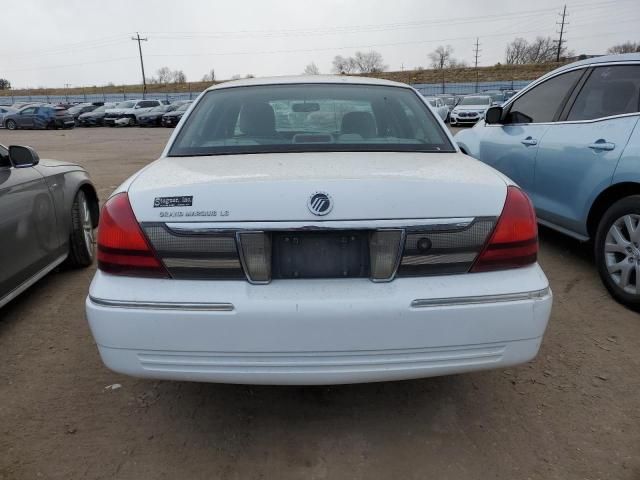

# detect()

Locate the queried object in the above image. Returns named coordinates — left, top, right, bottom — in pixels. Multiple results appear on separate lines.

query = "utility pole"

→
left=555, top=5, right=568, bottom=62
left=64, top=83, right=71, bottom=102
left=473, top=38, right=481, bottom=93
left=131, top=32, right=148, bottom=98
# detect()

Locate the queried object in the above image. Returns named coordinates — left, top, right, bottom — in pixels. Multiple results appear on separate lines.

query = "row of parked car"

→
left=423, top=90, right=519, bottom=126
left=0, top=99, right=193, bottom=130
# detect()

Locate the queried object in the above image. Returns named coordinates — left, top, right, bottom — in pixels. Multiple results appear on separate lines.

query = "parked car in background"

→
left=67, top=103, right=98, bottom=123
left=136, top=104, right=177, bottom=127
left=161, top=102, right=191, bottom=127
left=104, top=99, right=160, bottom=127
left=0, top=106, right=17, bottom=126
left=424, top=96, right=449, bottom=122
left=503, top=89, right=519, bottom=101
left=455, top=53, right=640, bottom=309
left=77, top=102, right=117, bottom=127
left=449, top=95, right=492, bottom=126
left=482, top=90, right=507, bottom=106
left=0, top=143, right=99, bottom=308
left=435, top=94, right=459, bottom=117
left=85, top=76, right=552, bottom=385
left=4, top=105, right=74, bottom=130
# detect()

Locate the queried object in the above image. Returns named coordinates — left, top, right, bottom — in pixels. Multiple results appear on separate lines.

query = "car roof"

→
left=544, top=53, right=640, bottom=78
left=205, top=75, right=411, bottom=92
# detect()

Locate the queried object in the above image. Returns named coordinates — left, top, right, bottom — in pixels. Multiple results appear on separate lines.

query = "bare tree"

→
left=505, top=37, right=570, bottom=64
left=303, top=62, right=320, bottom=75
left=449, top=59, right=468, bottom=68
left=428, top=45, right=455, bottom=70
left=332, top=55, right=357, bottom=74
left=526, top=37, right=557, bottom=63
left=172, top=70, right=187, bottom=84
left=201, top=68, right=216, bottom=82
left=505, top=38, right=529, bottom=64
left=608, top=41, right=640, bottom=54
left=156, top=67, right=172, bottom=84
left=352, top=51, right=387, bottom=73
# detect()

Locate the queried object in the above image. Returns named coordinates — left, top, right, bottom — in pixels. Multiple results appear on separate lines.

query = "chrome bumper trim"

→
left=89, top=296, right=234, bottom=312
left=411, top=287, right=551, bottom=308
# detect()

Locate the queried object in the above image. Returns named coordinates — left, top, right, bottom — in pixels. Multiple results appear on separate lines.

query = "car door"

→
left=532, top=64, right=640, bottom=236
left=17, top=107, right=37, bottom=128
left=476, top=68, right=585, bottom=193
left=0, top=146, right=59, bottom=301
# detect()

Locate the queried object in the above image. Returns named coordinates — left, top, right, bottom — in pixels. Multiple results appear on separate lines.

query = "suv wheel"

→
left=6, top=119, right=17, bottom=130
left=595, top=195, right=640, bottom=310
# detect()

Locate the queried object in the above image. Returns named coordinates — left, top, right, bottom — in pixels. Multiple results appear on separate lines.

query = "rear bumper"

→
left=86, top=265, right=552, bottom=385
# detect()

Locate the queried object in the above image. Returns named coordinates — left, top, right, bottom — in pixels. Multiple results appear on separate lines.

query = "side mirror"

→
left=485, top=106, right=503, bottom=125
left=9, top=145, right=40, bottom=168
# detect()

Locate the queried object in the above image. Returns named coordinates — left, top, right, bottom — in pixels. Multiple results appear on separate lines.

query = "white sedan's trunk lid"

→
left=127, top=152, right=508, bottom=222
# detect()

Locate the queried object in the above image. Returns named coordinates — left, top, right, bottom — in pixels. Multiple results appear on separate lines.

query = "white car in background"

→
left=450, top=95, right=492, bottom=126
left=103, top=99, right=161, bottom=126
left=86, top=76, right=552, bottom=385
left=424, top=96, right=449, bottom=122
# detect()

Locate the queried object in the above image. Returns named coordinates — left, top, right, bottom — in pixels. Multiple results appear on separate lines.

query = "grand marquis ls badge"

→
left=308, top=192, right=333, bottom=216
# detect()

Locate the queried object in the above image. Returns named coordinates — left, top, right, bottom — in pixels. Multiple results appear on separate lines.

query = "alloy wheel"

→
left=604, top=214, right=640, bottom=295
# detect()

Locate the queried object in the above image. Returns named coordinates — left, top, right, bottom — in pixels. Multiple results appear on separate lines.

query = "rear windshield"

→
left=169, top=84, right=454, bottom=156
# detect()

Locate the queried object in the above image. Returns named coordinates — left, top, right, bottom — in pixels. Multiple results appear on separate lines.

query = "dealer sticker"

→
left=153, top=196, right=193, bottom=208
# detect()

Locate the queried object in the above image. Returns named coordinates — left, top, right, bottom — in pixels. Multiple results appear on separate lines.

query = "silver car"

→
left=0, top=144, right=99, bottom=308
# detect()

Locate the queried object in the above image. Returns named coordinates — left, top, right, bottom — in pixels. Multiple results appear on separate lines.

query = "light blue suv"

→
left=455, top=53, right=640, bottom=309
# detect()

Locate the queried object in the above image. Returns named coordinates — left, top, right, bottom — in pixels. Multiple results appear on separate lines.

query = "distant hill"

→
left=1, top=62, right=566, bottom=97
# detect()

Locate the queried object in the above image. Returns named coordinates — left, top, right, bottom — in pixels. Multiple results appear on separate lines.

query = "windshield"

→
left=458, top=96, right=491, bottom=106
left=175, top=103, right=190, bottom=112
left=92, top=105, right=107, bottom=113
left=169, top=84, right=453, bottom=156
left=151, top=105, right=171, bottom=112
left=116, top=101, right=135, bottom=109
left=426, top=99, right=437, bottom=106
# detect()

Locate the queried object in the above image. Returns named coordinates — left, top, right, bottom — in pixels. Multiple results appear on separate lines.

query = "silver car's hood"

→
left=453, top=105, right=488, bottom=112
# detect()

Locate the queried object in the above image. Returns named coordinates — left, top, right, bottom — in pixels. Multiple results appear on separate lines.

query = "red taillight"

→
left=471, top=186, right=538, bottom=272
left=97, top=192, right=169, bottom=278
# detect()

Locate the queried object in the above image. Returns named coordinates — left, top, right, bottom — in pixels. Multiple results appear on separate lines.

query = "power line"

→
left=473, top=38, right=481, bottom=93
left=555, top=5, right=569, bottom=61
left=131, top=32, right=148, bottom=98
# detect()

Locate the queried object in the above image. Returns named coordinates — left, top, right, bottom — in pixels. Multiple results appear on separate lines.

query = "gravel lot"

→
left=1, top=127, right=639, bottom=480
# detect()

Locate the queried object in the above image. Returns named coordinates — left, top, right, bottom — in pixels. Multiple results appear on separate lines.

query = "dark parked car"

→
left=76, top=103, right=117, bottom=127
left=161, top=102, right=191, bottom=127
left=0, top=143, right=99, bottom=308
left=67, top=103, right=98, bottom=123
left=4, top=105, right=74, bottom=130
left=136, top=104, right=176, bottom=127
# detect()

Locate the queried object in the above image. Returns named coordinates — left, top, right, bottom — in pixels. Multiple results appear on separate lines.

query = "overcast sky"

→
left=2, top=0, right=638, bottom=88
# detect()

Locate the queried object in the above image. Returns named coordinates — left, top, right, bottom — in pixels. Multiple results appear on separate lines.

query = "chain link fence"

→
left=0, top=80, right=534, bottom=106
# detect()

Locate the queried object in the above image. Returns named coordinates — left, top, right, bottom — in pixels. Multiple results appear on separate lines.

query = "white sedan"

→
left=86, top=76, right=552, bottom=385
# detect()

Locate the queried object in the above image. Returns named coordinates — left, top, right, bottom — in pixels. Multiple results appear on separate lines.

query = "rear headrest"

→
left=239, top=102, right=276, bottom=136
left=340, top=111, right=376, bottom=139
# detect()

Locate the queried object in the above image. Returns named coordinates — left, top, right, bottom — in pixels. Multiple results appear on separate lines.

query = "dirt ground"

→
left=0, top=127, right=639, bottom=480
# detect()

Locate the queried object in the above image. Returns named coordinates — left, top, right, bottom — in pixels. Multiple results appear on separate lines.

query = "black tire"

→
left=595, top=195, right=640, bottom=311
left=65, top=190, right=95, bottom=268
left=6, top=119, right=17, bottom=130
